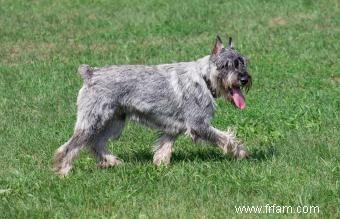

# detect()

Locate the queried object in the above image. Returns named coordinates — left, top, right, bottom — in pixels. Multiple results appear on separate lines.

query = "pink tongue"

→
left=232, top=88, right=246, bottom=109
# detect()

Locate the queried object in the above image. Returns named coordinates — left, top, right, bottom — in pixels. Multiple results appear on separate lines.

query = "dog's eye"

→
left=234, top=60, right=239, bottom=68
left=238, top=57, right=244, bottom=65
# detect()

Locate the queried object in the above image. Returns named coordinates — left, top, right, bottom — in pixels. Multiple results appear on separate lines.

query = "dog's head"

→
left=210, top=36, right=252, bottom=109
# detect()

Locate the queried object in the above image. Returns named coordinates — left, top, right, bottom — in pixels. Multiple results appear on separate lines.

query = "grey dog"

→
left=54, top=36, right=252, bottom=176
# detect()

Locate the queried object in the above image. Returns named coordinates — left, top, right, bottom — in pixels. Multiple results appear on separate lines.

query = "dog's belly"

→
left=127, top=110, right=187, bottom=136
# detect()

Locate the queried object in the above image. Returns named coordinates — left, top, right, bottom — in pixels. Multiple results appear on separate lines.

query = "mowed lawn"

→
left=0, top=0, right=339, bottom=218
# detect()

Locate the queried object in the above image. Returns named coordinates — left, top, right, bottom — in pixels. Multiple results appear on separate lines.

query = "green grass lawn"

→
left=0, top=0, right=339, bottom=218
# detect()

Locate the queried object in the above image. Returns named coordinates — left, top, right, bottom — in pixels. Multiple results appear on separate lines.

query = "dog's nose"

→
left=240, top=76, right=248, bottom=85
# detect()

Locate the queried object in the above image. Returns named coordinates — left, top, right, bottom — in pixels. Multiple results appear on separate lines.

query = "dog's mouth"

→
left=227, top=87, right=246, bottom=110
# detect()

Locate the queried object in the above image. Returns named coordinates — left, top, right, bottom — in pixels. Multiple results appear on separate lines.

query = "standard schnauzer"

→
left=54, top=36, right=252, bottom=176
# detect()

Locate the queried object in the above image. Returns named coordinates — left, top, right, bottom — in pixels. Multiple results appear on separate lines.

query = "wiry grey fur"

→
left=54, top=36, right=252, bottom=176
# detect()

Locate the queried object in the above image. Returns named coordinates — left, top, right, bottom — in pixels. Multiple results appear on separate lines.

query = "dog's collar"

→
left=203, top=76, right=217, bottom=98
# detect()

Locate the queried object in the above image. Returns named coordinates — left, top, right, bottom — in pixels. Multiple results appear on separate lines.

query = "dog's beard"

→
left=218, top=76, right=246, bottom=110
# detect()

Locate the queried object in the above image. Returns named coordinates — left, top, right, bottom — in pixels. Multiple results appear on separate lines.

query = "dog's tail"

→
left=78, top=64, right=93, bottom=82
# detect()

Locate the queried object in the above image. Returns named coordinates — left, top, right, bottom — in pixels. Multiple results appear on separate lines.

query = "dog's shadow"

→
left=250, top=145, right=278, bottom=161
left=120, top=145, right=277, bottom=164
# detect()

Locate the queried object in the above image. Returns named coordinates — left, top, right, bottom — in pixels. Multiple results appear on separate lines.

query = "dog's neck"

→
left=196, top=55, right=219, bottom=98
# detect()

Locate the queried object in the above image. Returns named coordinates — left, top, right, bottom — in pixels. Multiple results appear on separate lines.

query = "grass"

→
left=0, top=0, right=339, bottom=218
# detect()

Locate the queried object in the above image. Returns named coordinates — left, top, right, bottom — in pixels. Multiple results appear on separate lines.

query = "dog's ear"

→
left=212, top=35, right=224, bottom=56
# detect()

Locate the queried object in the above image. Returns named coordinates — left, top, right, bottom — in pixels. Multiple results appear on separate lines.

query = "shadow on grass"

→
left=119, top=145, right=277, bottom=164
left=249, top=145, right=278, bottom=161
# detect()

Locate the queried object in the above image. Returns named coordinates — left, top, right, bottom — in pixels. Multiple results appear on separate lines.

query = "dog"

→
left=54, top=36, right=252, bottom=176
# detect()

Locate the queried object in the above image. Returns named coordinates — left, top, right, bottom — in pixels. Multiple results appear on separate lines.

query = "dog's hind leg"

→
left=91, top=116, right=125, bottom=168
left=153, top=135, right=176, bottom=166
left=53, top=130, right=92, bottom=176
left=54, top=89, right=115, bottom=176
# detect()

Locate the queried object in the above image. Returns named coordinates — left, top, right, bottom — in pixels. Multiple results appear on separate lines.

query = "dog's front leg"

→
left=195, top=126, right=249, bottom=159
left=212, top=127, right=249, bottom=159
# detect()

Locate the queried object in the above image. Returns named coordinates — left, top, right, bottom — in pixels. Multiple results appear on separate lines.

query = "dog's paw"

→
left=53, top=164, right=72, bottom=178
left=153, top=157, right=171, bottom=167
left=233, top=144, right=250, bottom=160
left=236, top=149, right=250, bottom=160
left=53, top=151, right=72, bottom=177
left=98, top=155, right=123, bottom=168
left=153, top=151, right=172, bottom=167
